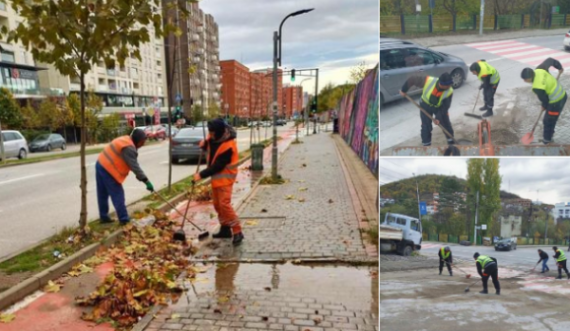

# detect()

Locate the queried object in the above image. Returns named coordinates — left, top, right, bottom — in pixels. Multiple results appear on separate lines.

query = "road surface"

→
left=0, top=125, right=296, bottom=260
left=380, top=34, right=570, bottom=155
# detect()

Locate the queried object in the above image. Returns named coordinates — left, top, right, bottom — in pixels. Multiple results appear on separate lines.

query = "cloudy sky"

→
left=380, top=158, right=570, bottom=205
left=200, top=0, right=378, bottom=91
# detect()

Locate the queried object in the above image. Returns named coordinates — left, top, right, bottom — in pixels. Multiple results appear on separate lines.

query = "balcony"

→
left=107, top=69, right=116, bottom=76
left=192, top=33, right=200, bottom=41
left=197, top=26, right=204, bottom=33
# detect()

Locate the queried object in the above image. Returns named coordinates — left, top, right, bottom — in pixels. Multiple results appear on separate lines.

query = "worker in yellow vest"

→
left=438, top=246, right=453, bottom=276
left=194, top=119, right=243, bottom=245
left=473, top=252, right=500, bottom=295
left=96, top=128, right=153, bottom=225
left=470, top=60, right=500, bottom=118
left=400, top=72, right=455, bottom=147
left=521, top=58, right=566, bottom=144
left=552, top=246, right=570, bottom=279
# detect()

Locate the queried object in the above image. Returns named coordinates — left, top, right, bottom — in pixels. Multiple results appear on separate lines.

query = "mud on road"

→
left=381, top=266, right=570, bottom=331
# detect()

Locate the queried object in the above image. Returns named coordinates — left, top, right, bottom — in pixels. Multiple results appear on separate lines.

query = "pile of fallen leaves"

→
left=75, top=211, right=197, bottom=328
left=259, top=175, right=285, bottom=185
left=189, top=184, right=212, bottom=202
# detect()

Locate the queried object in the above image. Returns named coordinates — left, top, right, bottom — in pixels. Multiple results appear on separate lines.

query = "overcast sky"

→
left=200, top=0, right=378, bottom=91
left=380, top=158, right=570, bottom=205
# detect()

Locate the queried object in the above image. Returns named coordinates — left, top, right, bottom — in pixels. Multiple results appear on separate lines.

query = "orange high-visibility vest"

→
left=208, top=139, right=239, bottom=188
left=98, top=136, right=135, bottom=184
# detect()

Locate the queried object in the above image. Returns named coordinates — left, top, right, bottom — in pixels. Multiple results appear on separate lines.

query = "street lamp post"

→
left=272, top=8, right=314, bottom=180
left=313, top=68, right=319, bottom=134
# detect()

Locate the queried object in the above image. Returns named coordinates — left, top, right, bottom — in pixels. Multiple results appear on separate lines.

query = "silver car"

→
left=1, top=130, right=28, bottom=160
left=380, top=38, right=469, bottom=106
left=171, top=128, right=206, bottom=164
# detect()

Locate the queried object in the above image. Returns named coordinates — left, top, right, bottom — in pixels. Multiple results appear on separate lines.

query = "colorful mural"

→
left=337, top=65, right=378, bottom=177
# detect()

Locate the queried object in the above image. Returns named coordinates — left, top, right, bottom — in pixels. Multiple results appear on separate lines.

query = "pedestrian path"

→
left=466, top=40, right=570, bottom=69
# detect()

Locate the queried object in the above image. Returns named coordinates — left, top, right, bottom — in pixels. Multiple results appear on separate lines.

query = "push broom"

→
left=464, top=89, right=482, bottom=120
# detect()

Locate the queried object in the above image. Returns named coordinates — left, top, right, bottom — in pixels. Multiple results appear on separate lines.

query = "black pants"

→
left=419, top=102, right=454, bottom=146
left=543, top=93, right=567, bottom=143
left=558, top=259, right=570, bottom=277
left=439, top=258, right=452, bottom=274
left=483, top=82, right=499, bottom=110
left=482, top=263, right=500, bottom=293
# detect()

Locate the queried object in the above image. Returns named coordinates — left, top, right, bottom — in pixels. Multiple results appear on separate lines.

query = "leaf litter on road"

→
left=0, top=313, right=15, bottom=323
left=44, top=280, right=61, bottom=293
left=285, top=195, right=295, bottom=200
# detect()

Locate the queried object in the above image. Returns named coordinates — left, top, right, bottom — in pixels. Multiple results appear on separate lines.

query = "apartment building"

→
left=0, top=3, right=54, bottom=99
left=220, top=60, right=250, bottom=118
left=282, top=85, right=303, bottom=118
left=252, top=68, right=283, bottom=115
left=249, top=72, right=265, bottom=118
left=164, top=1, right=221, bottom=120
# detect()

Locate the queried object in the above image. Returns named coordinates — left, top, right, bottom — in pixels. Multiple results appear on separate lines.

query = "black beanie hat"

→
left=473, top=252, right=480, bottom=259
left=469, top=62, right=480, bottom=73
left=438, top=72, right=453, bottom=86
left=131, top=128, right=147, bottom=146
left=521, top=68, right=534, bottom=80
left=207, top=118, right=227, bottom=140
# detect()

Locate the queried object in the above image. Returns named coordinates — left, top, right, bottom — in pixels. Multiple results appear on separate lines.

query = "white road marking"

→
left=0, top=173, right=46, bottom=186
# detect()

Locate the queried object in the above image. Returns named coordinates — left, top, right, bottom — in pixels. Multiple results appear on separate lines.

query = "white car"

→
left=565, top=30, right=570, bottom=51
left=1, top=130, right=28, bottom=160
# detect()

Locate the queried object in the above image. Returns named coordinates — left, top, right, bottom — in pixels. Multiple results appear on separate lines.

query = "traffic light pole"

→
left=313, top=68, right=318, bottom=134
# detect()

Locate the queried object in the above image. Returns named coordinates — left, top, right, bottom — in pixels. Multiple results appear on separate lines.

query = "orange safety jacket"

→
left=97, top=136, right=135, bottom=184
left=208, top=139, right=239, bottom=188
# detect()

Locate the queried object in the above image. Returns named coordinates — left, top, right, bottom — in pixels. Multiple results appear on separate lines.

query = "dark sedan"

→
left=495, top=238, right=517, bottom=251
left=29, top=133, right=66, bottom=152
left=171, top=128, right=206, bottom=164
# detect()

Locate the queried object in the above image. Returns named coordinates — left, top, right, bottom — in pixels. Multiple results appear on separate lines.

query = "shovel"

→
left=521, top=71, right=562, bottom=145
left=464, top=89, right=483, bottom=120
left=403, top=94, right=457, bottom=144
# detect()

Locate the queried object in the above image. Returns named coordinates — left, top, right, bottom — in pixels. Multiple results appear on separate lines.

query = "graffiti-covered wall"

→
left=337, top=65, right=378, bottom=177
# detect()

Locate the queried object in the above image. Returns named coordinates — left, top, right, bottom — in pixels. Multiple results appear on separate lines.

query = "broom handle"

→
left=181, top=125, right=206, bottom=229
left=403, top=94, right=457, bottom=144
left=471, top=89, right=481, bottom=114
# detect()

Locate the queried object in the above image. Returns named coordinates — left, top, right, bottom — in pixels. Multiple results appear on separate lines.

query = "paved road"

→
left=380, top=34, right=570, bottom=154
left=421, top=241, right=561, bottom=268
left=0, top=126, right=296, bottom=260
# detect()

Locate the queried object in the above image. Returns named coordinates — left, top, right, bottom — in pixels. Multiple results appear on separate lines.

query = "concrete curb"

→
left=190, top=257, right=379, bottom=265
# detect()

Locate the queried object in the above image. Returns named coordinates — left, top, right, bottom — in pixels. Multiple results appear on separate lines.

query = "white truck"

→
left=380, top=213, right=423, bottom=256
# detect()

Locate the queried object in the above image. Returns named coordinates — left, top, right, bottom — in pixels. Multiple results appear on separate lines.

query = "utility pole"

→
left=271, top=30, right=279, bottom=179
left=414, top=173, right=421, bottom=222
left=479, top=0, right=485, bottom=36
left=474, top=191, right=480, bottom=244
left=313, top=68, right=319, bottom=134
left=0, top=118, right=5, bottom=164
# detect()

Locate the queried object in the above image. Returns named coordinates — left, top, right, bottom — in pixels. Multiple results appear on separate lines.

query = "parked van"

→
left=1, top=130, right=28, bottom=160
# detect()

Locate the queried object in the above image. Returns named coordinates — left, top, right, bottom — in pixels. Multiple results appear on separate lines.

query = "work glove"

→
left=145, top=181, right=154, bottom=192
left=199, top=139, right=205, bottom=148
left=479, top=84, right=484, bottom=90
left=193, top=173, right=201, bottom=182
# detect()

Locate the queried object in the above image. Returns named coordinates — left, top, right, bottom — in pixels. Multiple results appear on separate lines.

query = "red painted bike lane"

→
left=0, top=128, right=298, bottom=331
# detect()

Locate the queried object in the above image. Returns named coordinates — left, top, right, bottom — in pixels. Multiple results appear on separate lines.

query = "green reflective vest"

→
left=557, top=249, right=567, bottom=262
left=440, top=247, right=450, bottom=260
left=476, top=255, right=494, bottom=269
left=477, top=61, right=500, bottom=85
left=532, top=69, right=565, bottom=104
left=421, top=76, right=454, bottom=108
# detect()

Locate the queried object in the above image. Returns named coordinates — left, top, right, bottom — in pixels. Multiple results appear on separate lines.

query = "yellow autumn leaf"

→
left=285, top=195, right=295, bottom=200
left=298, top=198, right=306, bottom=203
left=170, top=313, right=181, bottom=319
left=44, top=280, right=61, bottom=293
left=298, top=187, right=308, bottom=192
left=245, top=220, right=258, bottom=226
left=0, top=313, right=15, bottom=323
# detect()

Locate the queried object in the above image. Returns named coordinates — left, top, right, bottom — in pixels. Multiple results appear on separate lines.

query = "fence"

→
left=423, top=232, right=569, bottom=246
left=381, top=13, right=570, bottom=35
left=337, top=65, right=378, bottom=177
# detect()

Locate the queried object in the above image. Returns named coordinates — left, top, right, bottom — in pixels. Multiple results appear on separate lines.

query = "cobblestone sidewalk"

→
left=196, top=133, right=369, bottom=262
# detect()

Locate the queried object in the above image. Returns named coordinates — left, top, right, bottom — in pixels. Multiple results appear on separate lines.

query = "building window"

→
left=1, top=51, right=15, bottom=63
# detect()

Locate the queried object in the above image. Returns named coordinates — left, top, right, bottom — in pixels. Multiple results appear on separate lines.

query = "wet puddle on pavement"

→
left=172, top=263, right=378, bottom=315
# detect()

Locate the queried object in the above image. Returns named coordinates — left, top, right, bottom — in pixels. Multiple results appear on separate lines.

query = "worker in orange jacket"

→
left=194, top=119, right=243, bottom=245
left=96, top=128, right=153, bottom=225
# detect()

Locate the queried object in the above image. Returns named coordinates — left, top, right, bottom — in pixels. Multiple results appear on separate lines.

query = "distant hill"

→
left=380, top=174, right=522, bottom=200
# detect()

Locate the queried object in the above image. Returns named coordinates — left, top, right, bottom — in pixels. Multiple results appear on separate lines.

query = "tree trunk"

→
left=79, top=73, right=88, bottom=235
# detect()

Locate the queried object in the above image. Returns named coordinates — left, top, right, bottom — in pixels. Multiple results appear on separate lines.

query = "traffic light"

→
left=291, top=69, right=295, bottom=82
left=175, top=106, right=181, bottom=120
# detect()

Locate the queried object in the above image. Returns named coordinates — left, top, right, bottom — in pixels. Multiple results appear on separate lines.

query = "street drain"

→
left=241, top=216, right=286, bottom=229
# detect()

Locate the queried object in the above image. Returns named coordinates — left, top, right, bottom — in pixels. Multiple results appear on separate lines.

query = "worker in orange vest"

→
left=194, top=119, right=243, bottom=245
left=96, top=128, right=153, bottom=225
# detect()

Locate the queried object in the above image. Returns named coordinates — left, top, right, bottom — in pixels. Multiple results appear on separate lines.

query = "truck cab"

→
left=380, top=213, right=423, bottom=255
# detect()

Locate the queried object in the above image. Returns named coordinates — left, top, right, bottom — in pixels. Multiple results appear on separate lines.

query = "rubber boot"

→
left=449, top=271, right=453, bottom=277
left=479, top=106, right=488, bottom=111
left=482, top=109, right=494, bottom=118
left=439, top=271, right=442, bottom=275
left=479, top=289, right=488, bottom=294
left=556, top=275, right=562, bottom=279
left=496, top=290, right=500, bottom=295
left=213, top=225, right=232, bottom=239
left=232, top=232, right=244, bottom=246
left=566, top=273, right=569, bottom=280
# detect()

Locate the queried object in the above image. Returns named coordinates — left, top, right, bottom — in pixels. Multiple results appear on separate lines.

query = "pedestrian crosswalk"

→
left=466, top=40, right=570, bottom=70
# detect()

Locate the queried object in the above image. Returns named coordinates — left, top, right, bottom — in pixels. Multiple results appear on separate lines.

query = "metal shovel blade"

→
left=521, top=132, right=534, bottom=145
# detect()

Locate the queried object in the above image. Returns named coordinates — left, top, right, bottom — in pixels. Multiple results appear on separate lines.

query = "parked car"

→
left=564, top=29, right=570, bottom=51
left=159, top=124, right=179, bottom=137
left=276, top=119, right=287, bottom=126
left=380, top=38, right=469, bottom=106
left=171, top=128, right=206, bottom=164
left=0, top=130, right=28, bottom=160
left=495, top=238, right=517, bottom=251
left=143, top=125, right=166, bottom=140
left=29, top=133, right=66, bottom=152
